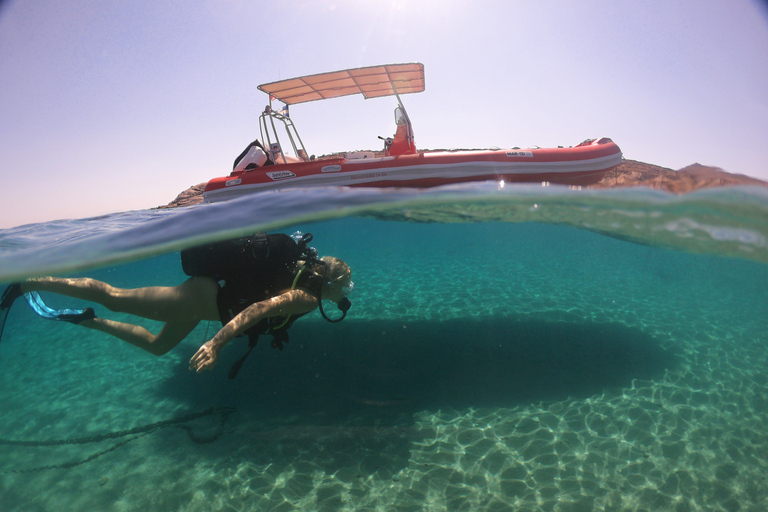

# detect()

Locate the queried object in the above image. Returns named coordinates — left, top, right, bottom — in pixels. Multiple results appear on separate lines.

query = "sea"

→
left=0, top=182, right=767, bottom=512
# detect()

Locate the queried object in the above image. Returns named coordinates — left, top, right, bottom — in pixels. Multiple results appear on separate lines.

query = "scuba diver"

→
left=0, top=232, right=353, bottom=378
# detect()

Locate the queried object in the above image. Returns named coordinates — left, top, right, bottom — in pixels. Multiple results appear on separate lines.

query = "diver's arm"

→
left=189, top=289, right=317, bottom=372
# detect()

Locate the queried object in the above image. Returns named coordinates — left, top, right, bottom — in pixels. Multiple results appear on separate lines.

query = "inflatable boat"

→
left=203, top=63, right=622, bottom=203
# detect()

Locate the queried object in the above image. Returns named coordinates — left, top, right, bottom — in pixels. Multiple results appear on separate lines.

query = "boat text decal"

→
left=351, top=172, right=388, bottom=180
left=225, top=178, right=242, bottom=187
left=506, top=151, right=534, bottom=158
left=266, top=170, right=297, bottom=180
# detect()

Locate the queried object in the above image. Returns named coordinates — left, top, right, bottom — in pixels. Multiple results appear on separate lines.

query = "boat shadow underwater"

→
left=0, top=315, right=680, bottom=483
left=162, top=316, right=679, bottom=423
left=140, top=317, right=678, bottom=476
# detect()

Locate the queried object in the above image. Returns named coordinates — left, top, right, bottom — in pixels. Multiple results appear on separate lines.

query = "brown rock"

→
left=154, top=183, right=206, bottom=209
left=591, top=160, right=767, bottom=194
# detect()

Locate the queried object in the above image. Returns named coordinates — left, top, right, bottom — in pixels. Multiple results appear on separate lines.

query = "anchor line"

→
left=0, top=406, right=237, bottom=473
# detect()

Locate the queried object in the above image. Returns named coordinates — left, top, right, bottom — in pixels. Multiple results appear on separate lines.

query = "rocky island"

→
left=591, top=160, right=767, bottom=194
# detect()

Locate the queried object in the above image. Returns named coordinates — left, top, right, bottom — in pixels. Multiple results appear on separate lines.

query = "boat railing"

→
left=259, top=104, right=309, bottom=164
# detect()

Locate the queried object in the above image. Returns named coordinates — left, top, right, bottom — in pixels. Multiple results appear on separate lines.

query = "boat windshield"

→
left=395, top=106, right=407, bottom=126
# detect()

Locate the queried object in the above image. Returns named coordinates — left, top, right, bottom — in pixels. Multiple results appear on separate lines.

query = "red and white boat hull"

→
left=203, top=138, right=621, bottom=203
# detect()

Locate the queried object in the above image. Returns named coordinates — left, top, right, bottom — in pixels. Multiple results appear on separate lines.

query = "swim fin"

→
left=0, top=283, right=23, bottom=342
left=24, top=291, right=96, bottom=324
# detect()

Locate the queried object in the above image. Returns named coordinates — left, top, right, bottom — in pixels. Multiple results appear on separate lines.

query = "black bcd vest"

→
left=181, top=233, right=322, bottom=378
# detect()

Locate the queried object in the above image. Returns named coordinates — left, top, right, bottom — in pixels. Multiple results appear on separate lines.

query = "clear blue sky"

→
left=1, top=0, right=767, bottom=229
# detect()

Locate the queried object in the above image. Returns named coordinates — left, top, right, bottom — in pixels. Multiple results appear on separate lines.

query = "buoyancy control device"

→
left=180, top=232, right=347, bottom=379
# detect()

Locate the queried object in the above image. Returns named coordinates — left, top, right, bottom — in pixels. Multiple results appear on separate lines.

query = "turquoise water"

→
left=1, top=184, right=767, bottom=511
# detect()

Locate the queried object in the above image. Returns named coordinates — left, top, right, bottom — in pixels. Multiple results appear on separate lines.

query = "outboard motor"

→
left=232, top=139, right=273, bottom=174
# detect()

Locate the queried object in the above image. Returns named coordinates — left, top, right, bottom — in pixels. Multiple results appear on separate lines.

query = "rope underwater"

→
left=0, top=406, right=237, bottom=474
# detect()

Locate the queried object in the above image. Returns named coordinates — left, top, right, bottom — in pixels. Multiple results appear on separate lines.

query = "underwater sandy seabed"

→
left=1, top=224, right=767, bottom=512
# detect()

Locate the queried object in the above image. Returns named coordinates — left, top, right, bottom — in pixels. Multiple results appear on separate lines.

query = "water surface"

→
left=1, top=184, right=767, bottom=511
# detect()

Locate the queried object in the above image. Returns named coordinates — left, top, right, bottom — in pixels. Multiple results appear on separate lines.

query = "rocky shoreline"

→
left=156, top=183, right=207, bottom=209
left=590, top=160, right=766, bottom=194
left=156, top=159, right=767, bottom=209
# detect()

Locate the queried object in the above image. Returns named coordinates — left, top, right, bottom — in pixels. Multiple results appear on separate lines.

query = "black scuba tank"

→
left=181, top=233, right=303, bottom=283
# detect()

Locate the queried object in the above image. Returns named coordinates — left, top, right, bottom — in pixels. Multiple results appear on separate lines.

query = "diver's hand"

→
left=189, top=340, right=220, bottom=372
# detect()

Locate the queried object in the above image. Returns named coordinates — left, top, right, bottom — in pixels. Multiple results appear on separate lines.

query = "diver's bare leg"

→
left=22, top=276, right=220, bottom=322
left=82, top=317, right=200, bottom=356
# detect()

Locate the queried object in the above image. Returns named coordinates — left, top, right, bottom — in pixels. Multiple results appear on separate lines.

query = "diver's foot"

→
left=1, top=283, right=22, bottom=311
left=57, top=307, right=96, bottom=325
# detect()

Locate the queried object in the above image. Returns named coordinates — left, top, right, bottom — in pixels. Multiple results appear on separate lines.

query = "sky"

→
left=1, top=0, right=767, bottom=229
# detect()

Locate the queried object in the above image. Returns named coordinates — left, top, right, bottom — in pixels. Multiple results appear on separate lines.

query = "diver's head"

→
left=313, top=256, right=353, bottom=323
left=319, top=256, right=353, bottom=304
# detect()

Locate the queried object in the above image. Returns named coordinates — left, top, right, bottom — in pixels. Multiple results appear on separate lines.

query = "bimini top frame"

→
left=256, top=63, right=425, bottom=162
